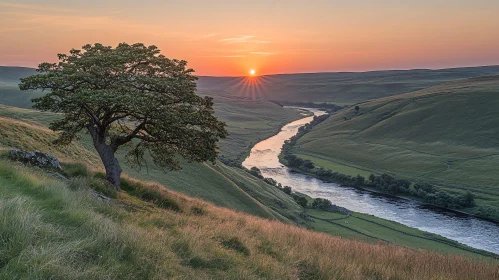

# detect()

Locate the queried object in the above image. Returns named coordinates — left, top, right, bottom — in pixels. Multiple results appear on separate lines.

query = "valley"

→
left=3, top=2, right=499, bottom=278
left=243, top=109, right=499, bottom=255
left=1, top=65, right=498, bottom=279
left=292, top=75, right=499, bottom=220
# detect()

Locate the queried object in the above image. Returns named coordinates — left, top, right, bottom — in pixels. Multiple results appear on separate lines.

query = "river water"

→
left=242, top=108, right=499, bottom=254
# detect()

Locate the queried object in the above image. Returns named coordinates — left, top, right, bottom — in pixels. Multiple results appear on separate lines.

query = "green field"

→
left=305, top=209, right=487, bottom=258
left=294, top=75, right=499, bottom=213
left=0, top=67, right=303, bottom=220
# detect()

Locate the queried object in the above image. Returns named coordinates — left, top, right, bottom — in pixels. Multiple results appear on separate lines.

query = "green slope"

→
left=213, top=95, right=303, bottom=163
left=295, top=75, right=499, bottom=210
left=0, top=103, right=303, bottom=223
left=2, top=162, right=497, bottom=279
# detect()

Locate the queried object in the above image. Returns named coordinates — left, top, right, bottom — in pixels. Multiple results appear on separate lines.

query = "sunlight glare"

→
left=249, top=69, right=256, bottom=76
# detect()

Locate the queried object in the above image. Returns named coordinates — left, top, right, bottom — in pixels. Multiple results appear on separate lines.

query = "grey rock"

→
left=92, top=191, right=112, bottom=201
left=8, top=149, right=62, bottom=170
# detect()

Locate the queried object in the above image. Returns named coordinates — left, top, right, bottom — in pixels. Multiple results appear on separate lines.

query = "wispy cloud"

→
left=219, top=35, right=256, bottom=43
left=219, top=35, right=271, bottom=45
left=202, top=33, right=219, bottom=38
left=0, top=2, right=73, bottom=13
left=250, top=51, right=279, bottom=55
left=199, top=55, right=246, bottom=58
left=248, top=40, right=270, bottom=44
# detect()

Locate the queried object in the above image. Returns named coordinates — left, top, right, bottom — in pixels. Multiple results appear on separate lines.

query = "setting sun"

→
left=249, top=69, right=256, bottom=76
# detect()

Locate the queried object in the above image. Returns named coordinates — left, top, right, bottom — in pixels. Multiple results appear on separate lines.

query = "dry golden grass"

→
left=0, top=117, right=100, bottom=164
left=114, top=176, right=499, bottom=280
left=1, top=162, right=498, bottom=279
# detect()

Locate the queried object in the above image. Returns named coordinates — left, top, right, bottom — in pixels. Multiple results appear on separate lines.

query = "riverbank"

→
left=281, top=159, right=499, bottom=225
left=243, top=107, right=499, bottom=254
left=302, top=207, right=499, bottom=259
left=279, top=109, right=498, bottom=223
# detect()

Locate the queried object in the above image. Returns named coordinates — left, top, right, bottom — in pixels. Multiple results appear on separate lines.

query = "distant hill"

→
left=0, top=66, right=36, bottom=82
left=197, top=65, right=499, bottom=105
left=294, top=75, right=499, bottom=212
left=0, top=67, right=42, bottom=108
left=3, top=65, right=499, bottom=108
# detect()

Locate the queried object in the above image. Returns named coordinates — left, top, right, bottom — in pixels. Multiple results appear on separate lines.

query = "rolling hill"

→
left=293, top=75, right=499, bottom=213
left=0, top=66, right=303, bottom=163
left=197, top=65, right=499, bottom=105
left=3, top=65, right=499, bottom=109
left=1, top=66, right=496, bottom=258
left=0, top=103, right=305, bottom=224
left=2, top=103, right=493, bottom=258
left=0, top=67, right=43, bottom=108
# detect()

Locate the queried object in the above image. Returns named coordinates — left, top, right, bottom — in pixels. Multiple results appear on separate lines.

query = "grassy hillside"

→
left=211, top=94, right=303, bottom=163
left=197, top=65, right=499, bottom=105
left=0, top=104, right=304, bottom=223
left=294, top=75, right=499, bottom=212
left=1, top=161, right=498, bottom=279
left=2, top=66, right=499, bottom=264
left=1, top=96, right=496, bottom=258
left=0, top=66, right=304, bottom=221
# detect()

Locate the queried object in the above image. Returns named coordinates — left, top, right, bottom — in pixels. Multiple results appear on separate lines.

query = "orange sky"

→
left=1, top=0, right=499, bottom=76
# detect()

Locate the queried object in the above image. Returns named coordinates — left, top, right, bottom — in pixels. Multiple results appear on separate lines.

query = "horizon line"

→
left=2, top=64, right=499, bottom=78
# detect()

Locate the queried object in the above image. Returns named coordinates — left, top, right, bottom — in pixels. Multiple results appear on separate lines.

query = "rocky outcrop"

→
left=8, top=150, right=62, bottom=170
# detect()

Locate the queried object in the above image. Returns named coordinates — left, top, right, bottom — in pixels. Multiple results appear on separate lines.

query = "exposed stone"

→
left=8, top=149, right=62, bottom=170
left=92, top=190, right=112, bottom=202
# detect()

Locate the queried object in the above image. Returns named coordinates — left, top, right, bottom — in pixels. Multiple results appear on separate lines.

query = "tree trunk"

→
left=95, top=142, right=122, bottom=189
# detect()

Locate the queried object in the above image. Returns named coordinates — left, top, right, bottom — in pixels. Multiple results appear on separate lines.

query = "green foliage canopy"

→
left=19, top=43, right=228, bottom=187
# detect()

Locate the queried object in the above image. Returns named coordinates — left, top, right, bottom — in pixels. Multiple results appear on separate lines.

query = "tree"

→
left=458, top=191, right=475, bottom=208
left=249, top=166, right=263, bottom=178
left=282, top=186, right=292, bottom=195
left=263, top=178, right=278, bottom=186
left=354, top=174, right=365, bottom=185
left=312, top=198, right=333, bottom=210
left=20, top=43, right=228, bottom=189
left=301, top=159, right=315, bottom=170
left=368, top=174, right=376, bottom=184
left=354, top=105, right=360, bottom=113
left=295, top=196, right=308, bottom=208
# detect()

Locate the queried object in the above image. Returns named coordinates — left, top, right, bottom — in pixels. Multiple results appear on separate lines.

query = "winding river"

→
left=242, top=108, right=499, bottom=254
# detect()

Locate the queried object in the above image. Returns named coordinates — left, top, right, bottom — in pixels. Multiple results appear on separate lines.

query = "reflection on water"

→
left=242, top=108, right=499, bottom=254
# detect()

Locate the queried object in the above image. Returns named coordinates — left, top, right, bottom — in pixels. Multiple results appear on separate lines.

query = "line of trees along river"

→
left=279, top=113, right=499, bottom=221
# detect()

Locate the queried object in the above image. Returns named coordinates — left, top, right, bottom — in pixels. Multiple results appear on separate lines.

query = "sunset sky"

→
left=1, top=0, right=499, bottom=76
